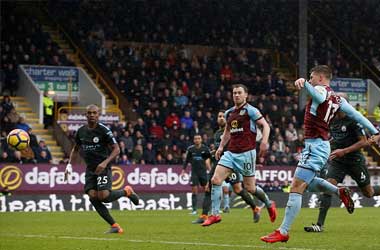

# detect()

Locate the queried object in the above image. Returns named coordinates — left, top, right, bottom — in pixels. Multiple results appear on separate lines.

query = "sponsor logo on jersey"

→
left=230, top=127, right=244, bottom=133
left=341, top=125, right=347, bottom=132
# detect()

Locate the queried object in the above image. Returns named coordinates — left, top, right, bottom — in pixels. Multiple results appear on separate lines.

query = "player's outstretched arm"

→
left=340, top=98, right=380, bottom=135
left=294, top=79, right=325, bottom=104
left=65, top=144, right=79, bottom=182
left=329, top=135, right=368, bottom=160
left=304, top=81, right=326, bottom=104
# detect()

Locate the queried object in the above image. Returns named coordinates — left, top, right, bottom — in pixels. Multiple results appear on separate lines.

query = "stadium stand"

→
left=44, top=0, right=379, bottom=166
left=1, top=1, right=379, bottom=168
left=1, top=3, right=71, bottom=162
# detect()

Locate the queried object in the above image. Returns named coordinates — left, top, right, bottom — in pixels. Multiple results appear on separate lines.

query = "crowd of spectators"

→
left=0, top=4, right=71, bottom=164
left=44, top=0, right=335, bottom=166
left=282, top=1, right=380, bottom=80
left=0, top=3, right=74, bottom=96
left=49, top=0, right=297, bottom=50
left=0, top=96, right=53, bottom=164
left=49, top=0, right=379, bottom=81
left=100, top=91, right=305, bottom=167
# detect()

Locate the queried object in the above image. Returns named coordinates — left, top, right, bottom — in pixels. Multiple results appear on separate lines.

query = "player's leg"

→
left=222, top=181, right=230, bottom=213
left=86, top=169, right=124, bottom=234
left=88, top=189, right=122, bottom=233
left=96, top=168, right=140, bottom=205
left=243, top=175, right=276, bottom=222
left=190, top=174, right=200, bottom=215
left=233, top=182, right=262, bottom=223
left=304, top=179, right=337, bottom=232
left=349, top=158, right=380, bottom=198
left=84, top=170, right=118, bottom=231
left=230, top=173, right=258, bottom=212
left=303, top=143, right=340, bottom=196
left=307, top=175, right=354, bottom=215
left=261, top=168, right=313, bottom=243
left=95, top=189, right=123, bottom=234
left=199, top=174, right=210, bottom=214
left=306, top=161, right=346, bottom=232
left=194, top=166, right=215, bottom=224
left=202, top=162, right=232, bottom=226
left=87, top=189, right=117, bottom=227
left=361, top=184, right=380, bottom=197
left=280, top=173, right=309, bottom=232
left=210, top=165, right=232, bottom=215
left=193, top=184, right=210, bottom=223
left=238, top=149, right=276, bottom=222
left=317, top=178, right=336, bottom=225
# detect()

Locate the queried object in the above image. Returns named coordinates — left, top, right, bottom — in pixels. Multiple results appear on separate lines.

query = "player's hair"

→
left=310, top=65, right=332, bottom=80
left=232, top=83, right=248, bottom=93
left=86, top=104, right=100, bottom=112
left=218, top=109, right=225, bottom=114
left=193, top=134, right=202, bottom=138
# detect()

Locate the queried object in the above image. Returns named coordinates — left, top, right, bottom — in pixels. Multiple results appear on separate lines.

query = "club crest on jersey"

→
left=239, top=109, right=246, bottom=116
left=93, top=137, right=99, bottom=143
left=341, top=125, right=347, bottom=132
left=231, top=120, right=239, bottom=128
left=230, top=120, right=243, bottom=133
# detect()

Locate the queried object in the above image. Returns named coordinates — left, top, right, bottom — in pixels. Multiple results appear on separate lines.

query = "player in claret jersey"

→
left=202, top=84, right=277, bottom=227
left=261, top=65, right=380, bottom=243
left=304, top=93, right=380, bottom=233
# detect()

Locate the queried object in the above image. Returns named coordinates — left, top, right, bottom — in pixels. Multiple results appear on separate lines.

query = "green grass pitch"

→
left=0, top=207, right=379, bottom=250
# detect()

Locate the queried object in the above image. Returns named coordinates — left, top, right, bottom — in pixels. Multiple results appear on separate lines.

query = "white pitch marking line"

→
left=1, top=233, right=334, bottom=250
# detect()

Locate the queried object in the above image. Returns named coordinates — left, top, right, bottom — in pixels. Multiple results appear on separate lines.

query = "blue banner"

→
left=24, top=65, right=79, bottom=83
left=330, top=78, right=367, bottom=93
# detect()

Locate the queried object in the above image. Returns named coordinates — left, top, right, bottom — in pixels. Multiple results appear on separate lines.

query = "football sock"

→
left=237, top=189, right=256, bottom=209
left=102, top=190, right=125, bottom=203
left=308, top=177, right=338, bottom=195
left=223, top=193, right=230, bottom=209
left=192, top=193, right=197, bottom=212
left=279, top=192, right=302, bottom=235
left=211, top=184, right=222, bottom=215
left=317, top=193, right=332, bottom=226
left=90, top=198, right=115, bottom=225
left=253, top=185, right=271, bottom=207
left=372, top=186, right=380, bottom=196
left=202, top=191, right=211, bottom=215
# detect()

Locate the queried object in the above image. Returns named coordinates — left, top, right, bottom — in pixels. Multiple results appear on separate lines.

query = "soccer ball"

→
left=7, top=129, right=30, bottom=151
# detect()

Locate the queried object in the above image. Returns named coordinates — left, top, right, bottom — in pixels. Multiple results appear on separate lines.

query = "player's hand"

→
left=329, top=149, right=346, bottom=160
left=369, top=134, right=380, bottom=146
left=180, top=169, right=186, bottom=176
left=294, top=78, right=306, bottom=90
left=215, top=147, right=223, bottom=160
left=95, top=162, right=107, bottom=175
left=64, top=163, right=72, bottom=182
left=259, top=141, right=268, bottom=159
left=205, top=182, right=210, bottom=192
